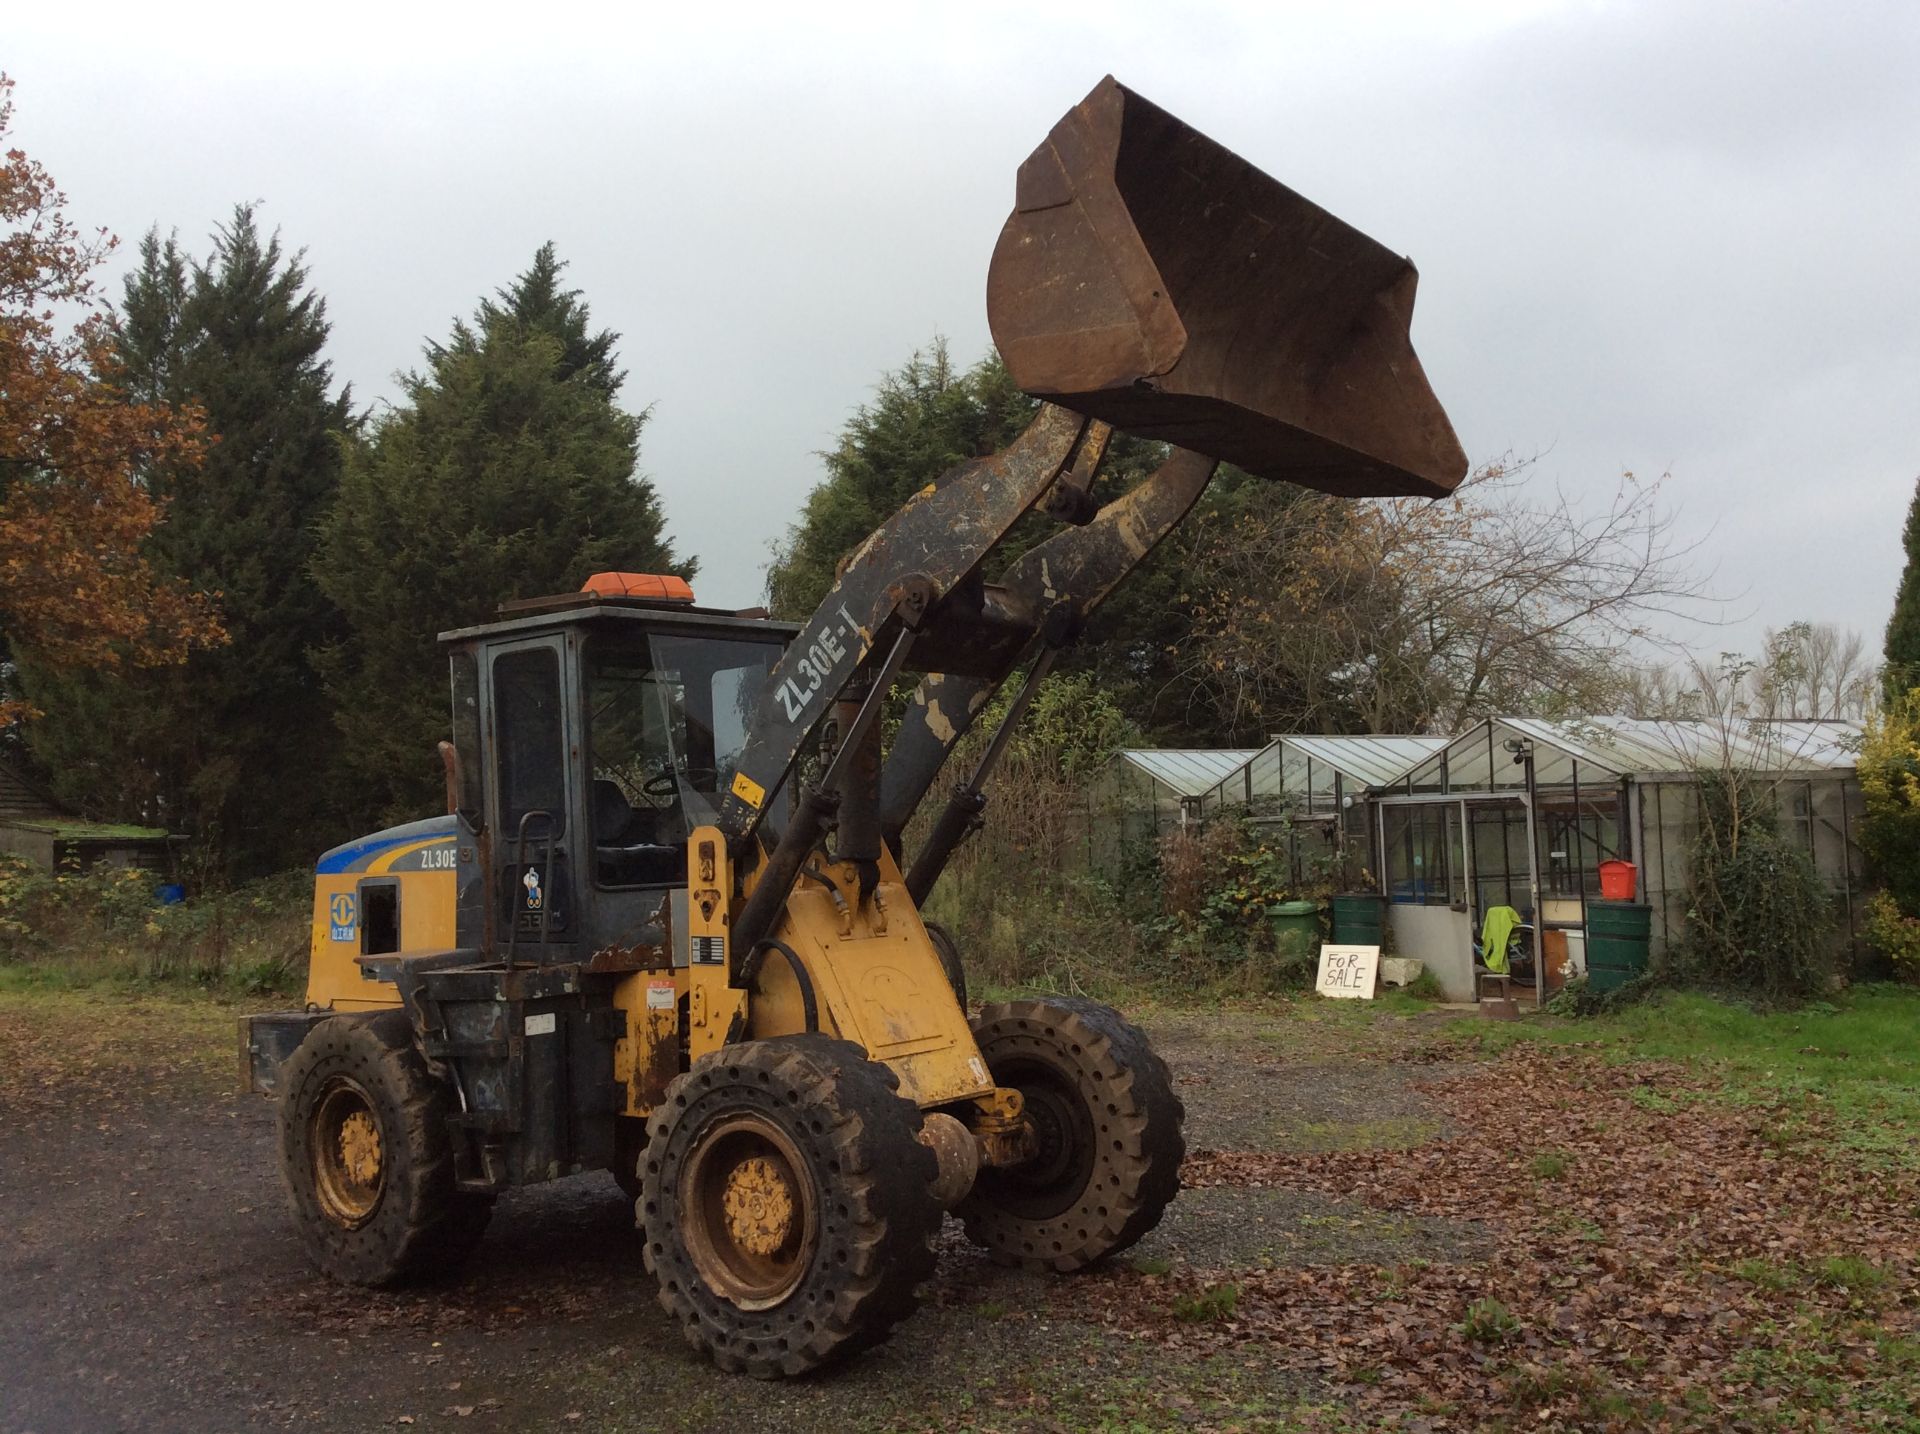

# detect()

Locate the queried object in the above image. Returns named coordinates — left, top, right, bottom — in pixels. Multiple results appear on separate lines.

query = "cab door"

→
left=485, top=637, right=578, bottom=960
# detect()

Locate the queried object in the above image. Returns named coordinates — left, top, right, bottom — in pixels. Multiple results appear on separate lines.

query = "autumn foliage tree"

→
left=0, top=75, right=220, bottom=719
left=16, top=208, right=353, bottom=877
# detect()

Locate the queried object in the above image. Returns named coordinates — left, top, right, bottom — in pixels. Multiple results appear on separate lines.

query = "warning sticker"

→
left=730, top=770, right=765, bottom=809
left=646, top=981, right=676, bottom=1011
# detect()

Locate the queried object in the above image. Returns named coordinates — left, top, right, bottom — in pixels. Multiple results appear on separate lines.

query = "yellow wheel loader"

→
left=242, top=76, right=1466, bottom=1377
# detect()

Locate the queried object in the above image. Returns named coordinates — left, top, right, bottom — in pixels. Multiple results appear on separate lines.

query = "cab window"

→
left=585, top=633, right=781, bottom=888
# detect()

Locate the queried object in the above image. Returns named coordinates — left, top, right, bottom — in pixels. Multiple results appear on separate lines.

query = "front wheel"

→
left=276, top=1011, right=493, bottom=1285
left=640, top=1036, right=941, bottom=1377
left=957, top=997, right=1184, bottom=1271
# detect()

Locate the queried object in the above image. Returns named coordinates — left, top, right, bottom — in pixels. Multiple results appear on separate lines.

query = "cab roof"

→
left=439, top=595, right=800, bottom=646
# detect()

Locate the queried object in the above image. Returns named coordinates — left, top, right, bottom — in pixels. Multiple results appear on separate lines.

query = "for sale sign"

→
left=1315, top=944, right=1381, bottom=1000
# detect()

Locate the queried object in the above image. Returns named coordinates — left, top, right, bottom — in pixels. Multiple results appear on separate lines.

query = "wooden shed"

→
left=0, top=759, right=179, bottom=875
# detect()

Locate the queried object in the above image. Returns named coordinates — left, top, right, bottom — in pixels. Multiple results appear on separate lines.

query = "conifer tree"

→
left=20, top=207, right=351, bottom=878
left=1882, top=475, right=1920, bottom=701
left=316, top=245, right=688, bottom=824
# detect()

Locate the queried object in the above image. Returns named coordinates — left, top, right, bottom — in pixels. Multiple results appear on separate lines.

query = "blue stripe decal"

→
left=316, top=817, right=457, bottom=875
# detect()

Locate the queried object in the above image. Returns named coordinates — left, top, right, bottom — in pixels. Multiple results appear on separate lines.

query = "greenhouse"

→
left=1191, top=734, right=1447, bottom=886
left=1367, top=717, right=1865, bottom=1003
left=1082, top=748, right=1262, bottom=873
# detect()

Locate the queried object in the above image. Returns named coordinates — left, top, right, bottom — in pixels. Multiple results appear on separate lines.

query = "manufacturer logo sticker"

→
left=328, top=892, right=357, bottom=943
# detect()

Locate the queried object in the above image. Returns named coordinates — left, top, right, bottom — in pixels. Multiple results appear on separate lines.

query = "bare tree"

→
left=1619, top=661, right=1698, bottom=720
left=1625, top=623, right=1878, bottom=723
left=1748, top=622, right=1876, bottom=719
left=1170, top=458, right=1713, bottom=737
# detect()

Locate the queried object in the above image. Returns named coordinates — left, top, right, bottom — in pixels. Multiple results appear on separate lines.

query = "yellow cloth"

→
left=1480, top=905, right=1521, bottom=974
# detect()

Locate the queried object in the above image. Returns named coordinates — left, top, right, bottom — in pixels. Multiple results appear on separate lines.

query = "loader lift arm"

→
left=880, top=444, right=1220, bottom=900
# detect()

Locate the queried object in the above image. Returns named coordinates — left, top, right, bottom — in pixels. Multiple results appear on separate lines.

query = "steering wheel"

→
left=642, top=768, right=719, bottom=800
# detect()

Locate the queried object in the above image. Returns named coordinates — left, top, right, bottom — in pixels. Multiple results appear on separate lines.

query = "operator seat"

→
left=590, top=778, right=684, bottom=887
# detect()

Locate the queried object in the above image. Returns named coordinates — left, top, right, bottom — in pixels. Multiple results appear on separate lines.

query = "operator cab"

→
left=440, top=574, right=799, bottom=960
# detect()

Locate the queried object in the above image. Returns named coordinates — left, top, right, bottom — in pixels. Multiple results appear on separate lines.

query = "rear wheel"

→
left=957, top=997, right=1183, bottom=1271
left=277, top=1011, right=493, bottom=1285
left=640, top=1036, right=941, bottom=1377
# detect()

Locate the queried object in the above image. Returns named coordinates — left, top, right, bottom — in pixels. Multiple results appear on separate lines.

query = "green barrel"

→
left=1330, top=893, right=1385, bottom=946
left=1267, top=900, right=1322, bottom=959
left=1585, top=900, right=1651, bottom=991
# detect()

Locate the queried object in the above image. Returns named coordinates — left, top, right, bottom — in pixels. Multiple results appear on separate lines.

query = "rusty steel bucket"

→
left=987, top=77, right=1467, bottom=498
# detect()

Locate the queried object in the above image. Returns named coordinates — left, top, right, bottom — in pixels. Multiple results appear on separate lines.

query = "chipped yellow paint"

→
left=613, top=967, right=682, bottom=1116
left=924, top=699, right=956, bottom=745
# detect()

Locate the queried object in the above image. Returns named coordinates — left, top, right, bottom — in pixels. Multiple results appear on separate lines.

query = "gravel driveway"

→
left=0, top=997, right=1485, bottom=1433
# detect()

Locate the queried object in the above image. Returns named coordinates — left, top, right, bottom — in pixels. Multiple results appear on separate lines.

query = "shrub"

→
left=1858, top=695, right=1920, bottom=978
left=0, top=855, right=308, bottom=993
left=1679, top=769, right=1834, bottom=999
left=1403, top=969, right=1444, bottom=1000
left=1862, top=891, right=1920, bottom=977
left=1157, top=819, right=1248, bottom=920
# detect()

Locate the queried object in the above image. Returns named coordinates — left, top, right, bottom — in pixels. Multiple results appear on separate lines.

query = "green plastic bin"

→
left=1330, top=892, right=1385, bottom=947
left=1267, top=900, right=1322, bottom=959
left=1585, top=900, right=1650, bottom=992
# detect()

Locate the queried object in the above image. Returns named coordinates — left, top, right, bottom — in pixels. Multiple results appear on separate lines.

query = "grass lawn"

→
left=0, top=965, right=246, bottom=1112
left=1442, top=983, right=1920, bottom=1167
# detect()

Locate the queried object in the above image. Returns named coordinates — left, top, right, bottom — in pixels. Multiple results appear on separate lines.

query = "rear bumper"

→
left=239, top=1011, right=327, bottom=1095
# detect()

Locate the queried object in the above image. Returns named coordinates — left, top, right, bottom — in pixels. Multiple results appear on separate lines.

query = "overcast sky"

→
left=11, top=1, right=1918, bottom=658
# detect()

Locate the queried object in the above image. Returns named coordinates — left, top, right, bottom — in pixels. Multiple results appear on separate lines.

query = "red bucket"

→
left=1598, top=860, right=1637, bottom=902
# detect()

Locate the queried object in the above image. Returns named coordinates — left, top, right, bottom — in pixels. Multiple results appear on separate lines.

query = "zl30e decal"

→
left=773, top=603, right=861, bottom=723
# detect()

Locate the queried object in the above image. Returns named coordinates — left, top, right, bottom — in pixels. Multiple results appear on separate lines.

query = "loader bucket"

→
left=987, top=77, right=1467, bottom=498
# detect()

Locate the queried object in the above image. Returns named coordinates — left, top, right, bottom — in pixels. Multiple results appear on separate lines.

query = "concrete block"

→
left=1378, top=957, right=1425, bottom=988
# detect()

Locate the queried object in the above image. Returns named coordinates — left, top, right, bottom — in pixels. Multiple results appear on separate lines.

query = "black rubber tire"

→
left=957, top=997, right=1184, bottom=1272
left=922, top=919, right=968, bottom=1011
left=612, top=1114, right=647, bottom=1207
left=640, top=1035, right=941, bottom=1377
left=277, top=1011, right=493, bottom=1285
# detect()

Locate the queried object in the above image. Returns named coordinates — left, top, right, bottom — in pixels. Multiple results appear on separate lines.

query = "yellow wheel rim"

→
left=681, top=1115, right=816, bottom=1310
left=311, top=1077, right=385, bottom=1227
